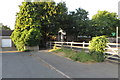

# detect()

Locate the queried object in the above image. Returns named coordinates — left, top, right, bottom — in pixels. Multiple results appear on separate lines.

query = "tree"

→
left=62, top=8, right=89, bottom=41
left=0, top=24, right=11, bottom=30
left=92, top=10, right=119, bottom=37
left=11, top=1, right=68, bottom=50
left=11, top=2, right=41, bottom=51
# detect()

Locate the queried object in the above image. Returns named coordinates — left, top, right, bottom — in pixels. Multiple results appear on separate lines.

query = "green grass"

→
left=53, top=48, right=104, bottom=63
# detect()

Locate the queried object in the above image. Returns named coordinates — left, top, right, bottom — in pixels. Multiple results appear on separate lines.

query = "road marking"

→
left=32, top=52, right=73, bottom=80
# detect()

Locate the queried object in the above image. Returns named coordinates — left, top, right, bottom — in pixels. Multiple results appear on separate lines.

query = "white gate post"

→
left=83, top=42, right=85, bottom=49
left=71, top=42, right=73, bottom=49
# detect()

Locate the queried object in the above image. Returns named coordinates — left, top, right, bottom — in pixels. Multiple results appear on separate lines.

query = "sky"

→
left=0, top=0, right=119, bottom=30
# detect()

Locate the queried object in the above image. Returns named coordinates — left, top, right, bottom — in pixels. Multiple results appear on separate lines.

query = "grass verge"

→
left=52, top=48, right=104, bottom=63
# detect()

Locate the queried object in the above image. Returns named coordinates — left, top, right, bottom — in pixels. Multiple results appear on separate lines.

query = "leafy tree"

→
left=92, top=11, right=119, bottom=37
left=11, top=2, right=41, bottom=51
left=62, top=8, right=89, bottom=41
left=11, top=1, right=68, bottom=50
left=0, top=24, right=11, bottom=30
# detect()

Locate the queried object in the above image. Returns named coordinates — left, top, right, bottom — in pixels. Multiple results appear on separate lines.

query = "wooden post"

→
left=83, top=42, right=85, bottom=49
left=50, top=41, right=52, bottom=49
left=46, top=42, right=48, bottom=49
left=55, top=42, right=56, bottom=49
left=71, top=42, right=73, bottom=49
left=116, top=27, right=118, bottom=49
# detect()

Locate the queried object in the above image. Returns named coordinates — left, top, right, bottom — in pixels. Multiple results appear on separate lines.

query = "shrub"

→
left=90, top=51, right=105, bottom=62
left=89, top=35, right=109, bottom=53
left=88, top=35, right=109, bottom=62
left=11, top=28, right=41, bottom=51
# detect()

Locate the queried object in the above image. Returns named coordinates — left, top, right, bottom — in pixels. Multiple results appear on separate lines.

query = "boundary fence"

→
left=47, top=41, right=120, bottom=55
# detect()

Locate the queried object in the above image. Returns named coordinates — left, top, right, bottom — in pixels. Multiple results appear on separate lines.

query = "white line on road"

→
left=32, top=52, right=73, bottom=80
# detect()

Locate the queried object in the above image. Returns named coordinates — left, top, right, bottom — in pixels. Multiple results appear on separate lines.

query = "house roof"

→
left=0, top=30, right=13, bottom=36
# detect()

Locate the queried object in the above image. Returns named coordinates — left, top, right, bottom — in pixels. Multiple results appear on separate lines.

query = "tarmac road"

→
left=2, top=52, right=65, bottom=78
left=2, top=50, right=119, bottom=79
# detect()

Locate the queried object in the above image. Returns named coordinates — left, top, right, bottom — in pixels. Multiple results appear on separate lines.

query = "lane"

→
left=33, top=51, right=118, bottom=78
left=2, top=52, right=65, bottom=78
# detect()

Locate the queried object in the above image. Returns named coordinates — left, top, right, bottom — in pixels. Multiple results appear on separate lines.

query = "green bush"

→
left=90, top=51, right=105, bottom=62
left=88, top=35, right=109, bottom=62
left=89, top=35, right=109, bottom=53
left=11, top=28, right=41, bottom=51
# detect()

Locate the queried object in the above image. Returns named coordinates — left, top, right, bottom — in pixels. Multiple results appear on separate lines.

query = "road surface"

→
left=2, top=49, right=119, bottom=78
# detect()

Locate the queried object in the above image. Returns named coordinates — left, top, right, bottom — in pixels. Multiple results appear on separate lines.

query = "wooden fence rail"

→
left=47, top=41, right=120, bottom=55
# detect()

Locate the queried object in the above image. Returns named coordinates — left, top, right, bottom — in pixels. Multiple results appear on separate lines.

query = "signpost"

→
left=58, top=28, right=66, bottom=42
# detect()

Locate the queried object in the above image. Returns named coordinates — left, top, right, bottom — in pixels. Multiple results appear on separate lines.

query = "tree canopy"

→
left=91, top=10, right=119, bottom=37
left=11, top=1, right=119, bottom=51
left=11, top=1, right=68, bottom=50
left=0, top=24, right=11, bottom=30
left=11, top=2, right=42, bottom=51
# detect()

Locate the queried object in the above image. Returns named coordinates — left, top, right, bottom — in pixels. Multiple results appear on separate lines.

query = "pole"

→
left=116, top=27, right=118, bottom=54
left=116, top=27, right=118, bottom=48
left=58, top=32, right=59, bottom=41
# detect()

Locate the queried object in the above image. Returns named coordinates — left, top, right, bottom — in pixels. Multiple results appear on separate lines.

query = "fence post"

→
left=54, top=42, right=56, bottom=49
left=83, top=42, right=85, bottom=49
left=71, top=42, right=73, bottom=49
left=50, top=41, right=52, bottom=49
left=46, top=42, right=48, bottom=49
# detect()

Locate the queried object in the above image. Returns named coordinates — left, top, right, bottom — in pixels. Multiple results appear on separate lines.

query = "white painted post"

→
left=58, top=33, right=59, bottom=41
left=83, top=42, right=85, bottom=49
left=71, top=42, right=73, bottom=49
left=116, top=27, right=118, bottom=51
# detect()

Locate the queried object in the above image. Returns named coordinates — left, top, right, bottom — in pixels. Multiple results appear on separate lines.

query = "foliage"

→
left=90, top=51, right=105, bottom=62
left=88, top=36, right=109, bottom=62
left=53, top=48, right=102, bottom=63
left=89, top=35, right=109, bottom=53
left=11, top=1, right=69, bottom=50
left=0, top=24, right=11, bottom=30
left=11, top=2, right=41, bottom=51
left=62, top=8, right=89, bottom=40
left=71, top=51, right=94, bottom=62
left=92, top=11, right=119, bottom=36
left=24, top=28, right=41, bottom=46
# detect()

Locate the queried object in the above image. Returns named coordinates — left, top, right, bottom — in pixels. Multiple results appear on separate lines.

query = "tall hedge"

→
left=11, top=2, right=41, bottom=51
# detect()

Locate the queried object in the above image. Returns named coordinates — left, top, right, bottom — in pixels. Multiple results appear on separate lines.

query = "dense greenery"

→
left=11, top=1, right=69, bottom=50
left=88, top=36, right=109, bottom=62
left=11, top=2, right=42, bottom=51
left=11, top=1, right=119, bottom=51
left=89, top=36, right=109, bottom=53
left=63, top=8, right=89, bottom=40
left=0, top=24, right=11, bottom=30
left=91, top=11, right=119, bottom=37
left=54, top=48, right=104, bottom=62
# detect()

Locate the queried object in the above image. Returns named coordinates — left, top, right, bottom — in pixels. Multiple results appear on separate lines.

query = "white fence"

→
left=47, top=41, right=120, bottom=55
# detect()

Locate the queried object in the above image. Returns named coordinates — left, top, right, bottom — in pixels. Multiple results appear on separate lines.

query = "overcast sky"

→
left=0, top=0, right=119, bottom=30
